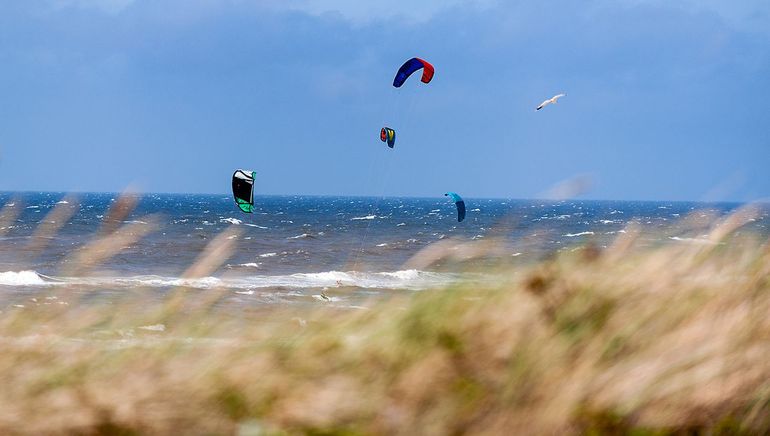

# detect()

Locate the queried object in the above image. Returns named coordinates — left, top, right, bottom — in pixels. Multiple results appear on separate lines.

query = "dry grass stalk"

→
left=23, top=195, right=78, bottom=256
left=62, top=216, right=159, bottom=275
left=0, top=198, right=23, bottom=238
left=0, top=205, right=768, bottom=434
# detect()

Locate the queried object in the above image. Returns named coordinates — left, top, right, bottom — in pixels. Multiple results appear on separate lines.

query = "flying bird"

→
left=536, top=93, right=566, bottom=111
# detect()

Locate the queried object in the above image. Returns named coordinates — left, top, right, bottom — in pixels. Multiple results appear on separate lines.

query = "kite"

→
left=445, top=192, right=466, bottom=222
left=393, top=58, right=435, bottom=88
left=232, top=169, right=256, bottom=213
left=380, top=127, right=396, bottom=148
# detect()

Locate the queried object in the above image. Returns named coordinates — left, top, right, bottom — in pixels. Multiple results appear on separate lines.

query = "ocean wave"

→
left=563, top=231, right=595, bottom=237
left=0, top=271, right=54, bottom=286
left=288, top=233, right=314, bottom=239
left=243, top=223, right=268, bottom=229
left=0, top=270, right=461, bottom=291
left=668, top=236, right=717, bottom=245
left=220, top=218, right=242, bottom=225
left=259, top=252, right=277, bottom=258
left=379, top=269, right=422, bottom=280
left=279, top=270, right=456, bottom=290
left=351, top=215, right=376, bottom=221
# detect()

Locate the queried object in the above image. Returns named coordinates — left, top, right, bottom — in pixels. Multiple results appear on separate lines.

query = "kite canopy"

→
left=232, top=169, right=256, bottom=213
left=445, top=192, right=466, bottom=222
left=393, top=57, right=434, bottom=88
left=380, top=127, right=396, bottom=148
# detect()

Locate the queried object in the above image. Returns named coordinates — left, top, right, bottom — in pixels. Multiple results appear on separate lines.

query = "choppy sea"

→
left=0, top=193, right=767, bottom=309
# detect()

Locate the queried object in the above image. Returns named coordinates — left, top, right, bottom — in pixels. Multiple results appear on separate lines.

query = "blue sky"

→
left=0, top=0, right=768, bottom=201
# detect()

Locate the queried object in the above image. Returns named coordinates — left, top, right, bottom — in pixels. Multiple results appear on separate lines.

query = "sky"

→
left=0, top=0, right=768, bottom=201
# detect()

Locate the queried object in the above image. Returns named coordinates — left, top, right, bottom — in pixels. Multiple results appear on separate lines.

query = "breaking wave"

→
left=0, top=270, right=461, bottom=291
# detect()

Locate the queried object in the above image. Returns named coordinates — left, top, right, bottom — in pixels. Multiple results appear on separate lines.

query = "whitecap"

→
left=668, top=236, right=717, bottom=245
left=351, top=215, right=376, bottom=221
left=563, top=231, right=595, bottom=237
left=0, top=271, right=53, bottom=286
left=288, top=233, right=314, bottom=239
left=259, top=252, right=277, bottom=258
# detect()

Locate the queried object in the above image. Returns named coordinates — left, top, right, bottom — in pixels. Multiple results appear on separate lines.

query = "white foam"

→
left=255, top=270, right=458, bottom=290
left=396, top=222, right=406, bottom=226
left=376, top=243, right=388, bottom=247
left=0, top=269, right=461, bottom=292
left=259, top=252, right=277, bottom=258
left=351, top=215, right=376, bottom=221
left=243, top=223, right=268, bottom=229
left=563, top=231, right=595, bottom=237
left=668, top=236, right=717, bottom=245
left=288, top=233, right=313, bottom=239
left=103, top=276, right=223, bottom=289
left=379, top=269, right=421, bottom=280
left=56, top=200, right=69, bottom=204
left=239, top=263, right=261, bottom=268
left=221, top=217, right=242, bottom=225
left=0, top=271, right=51, bottom=286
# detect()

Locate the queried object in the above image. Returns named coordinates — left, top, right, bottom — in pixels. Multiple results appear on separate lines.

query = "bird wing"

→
left=553, top=93, right=566, bottom=100
left=536, top=99, right=550, bottom=110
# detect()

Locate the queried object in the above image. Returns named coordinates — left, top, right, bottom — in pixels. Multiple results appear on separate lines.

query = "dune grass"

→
left=0, top=201, right=769, bottom=434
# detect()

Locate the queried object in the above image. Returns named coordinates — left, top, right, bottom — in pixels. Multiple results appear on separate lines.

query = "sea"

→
left=0, top=192, right=767, bottom=309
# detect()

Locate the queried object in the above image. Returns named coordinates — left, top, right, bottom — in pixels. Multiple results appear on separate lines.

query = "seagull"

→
left=536, top=93, right=566, bottom=111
